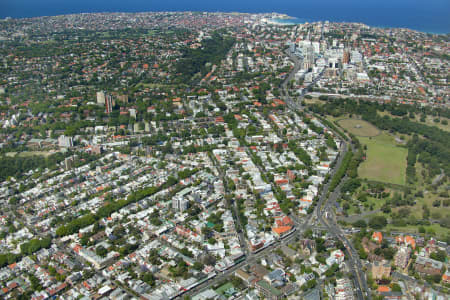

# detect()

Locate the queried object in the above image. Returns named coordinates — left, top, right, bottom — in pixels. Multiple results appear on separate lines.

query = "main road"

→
left=281, top=49, right=325, bottom=111
left=179, top=47, right=369, bottom=300
left=281, top=50, right=370, bottom=299
left=314, top=141, right=370, bottom=299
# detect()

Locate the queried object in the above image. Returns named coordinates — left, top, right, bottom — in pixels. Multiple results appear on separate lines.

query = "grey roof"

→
left=303, top=287, right=320, bottom=300
left=415, top=256, right=443, bottom=269
left=266, top=268, right=284, bottom=281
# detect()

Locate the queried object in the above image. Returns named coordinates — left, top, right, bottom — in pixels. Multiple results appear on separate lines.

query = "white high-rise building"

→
left=312, top=41, right=320, bottom=54
left=303, top=45, right=315, bottom=70
left=172, top=196, right=189, bottom=212
left=351, top=51, right=363, bottom=64
left=58, top=135, right=73, bottom=148
left=97, top=91, right=105, bottom=104
left=129, top=108, right=137, bottom=119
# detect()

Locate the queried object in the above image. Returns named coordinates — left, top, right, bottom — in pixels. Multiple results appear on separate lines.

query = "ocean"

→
left=1, top=0, right=449, bottom=34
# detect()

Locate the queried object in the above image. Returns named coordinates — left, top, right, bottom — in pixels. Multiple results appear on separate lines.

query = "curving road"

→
left=179, top=48, right=370, bottom=300
left=280, top=49, right=370, bottom=299
left=315, top=142, right=370, bottom=300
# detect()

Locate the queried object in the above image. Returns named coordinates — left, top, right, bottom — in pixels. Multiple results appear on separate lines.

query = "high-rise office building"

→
left=105, top=94, right=114, bottom=114
left=96, top=91, right=105, bottom=104
left=58, top=135, right=73, bottom=148
left=342, top=50, right=350, bottom=64
left=172, top=196, right=189, bottom=212
left=303, top=45, right=315, bottom=70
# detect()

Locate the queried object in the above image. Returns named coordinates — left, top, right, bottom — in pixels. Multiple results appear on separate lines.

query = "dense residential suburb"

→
left=0, top=11, right=449, bottom=300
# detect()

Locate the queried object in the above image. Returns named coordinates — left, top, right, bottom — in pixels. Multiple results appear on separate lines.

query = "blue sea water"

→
left=1, top=0, right=449, bottom=34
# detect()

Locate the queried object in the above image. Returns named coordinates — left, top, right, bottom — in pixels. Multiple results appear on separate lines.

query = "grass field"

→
left=358, top=133, right=408, bottom=185
left=334, top=117, right=407, bottom=185
left=304, top=97, right=326, bottom=105
left=333, top=116, right=448, bottom=238
left=337, top=118, right=380, bottom=137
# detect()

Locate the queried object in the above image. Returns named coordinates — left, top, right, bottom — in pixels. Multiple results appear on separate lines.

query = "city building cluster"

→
left=0, top=11, right=448, bottom=300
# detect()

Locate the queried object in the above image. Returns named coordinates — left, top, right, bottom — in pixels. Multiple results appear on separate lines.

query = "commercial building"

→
left=105, top=94, right=114, bottom=114
left=172, top=196, right=189, bottom=212
left=371, top=260, right=391, bottom=280
left=58, top=135, right=73, bottom=148
left=96, top=91, right=106, bottom=104
left=394, top=246, right=411, bottom=269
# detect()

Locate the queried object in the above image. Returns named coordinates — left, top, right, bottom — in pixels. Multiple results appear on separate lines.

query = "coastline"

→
left=267, top=15, right=448, bottom=35
left=1, top=10, right=448, bottom=35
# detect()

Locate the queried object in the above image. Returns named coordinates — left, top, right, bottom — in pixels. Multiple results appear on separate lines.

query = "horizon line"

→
left=1, top=10, right=449, bottom=35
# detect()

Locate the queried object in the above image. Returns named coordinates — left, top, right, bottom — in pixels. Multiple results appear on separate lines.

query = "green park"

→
left=337, top=118, right=408, bottom=185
